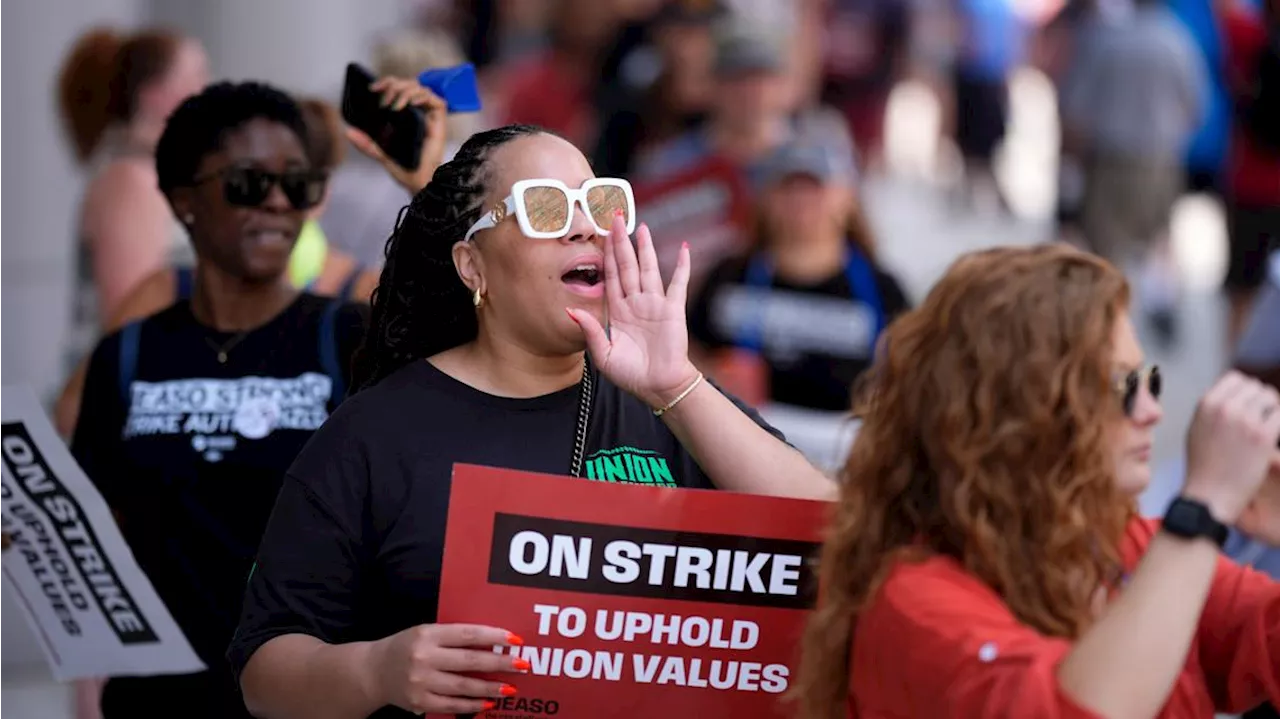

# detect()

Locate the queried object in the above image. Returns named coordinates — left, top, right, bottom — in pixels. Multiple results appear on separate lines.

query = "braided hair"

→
left=355, top=124, right=545, bottom=390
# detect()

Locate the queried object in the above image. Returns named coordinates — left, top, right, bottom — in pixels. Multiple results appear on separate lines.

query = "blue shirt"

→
left=956, top=0, right=1026, bottom=80
left=1166, top=0, right=1231, bottom=174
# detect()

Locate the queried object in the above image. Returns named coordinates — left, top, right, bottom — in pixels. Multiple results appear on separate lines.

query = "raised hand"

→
left=567, top=213, right=701, bottom=410
left=344, top=76, right=447, bottom=195
left=1182, top=371, right=1280, bottom=524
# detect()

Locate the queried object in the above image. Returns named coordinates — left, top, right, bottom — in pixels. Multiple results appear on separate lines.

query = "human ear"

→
left=452, top=240, right=485, bottom=296
left=168, top=188, right=196, bottom=228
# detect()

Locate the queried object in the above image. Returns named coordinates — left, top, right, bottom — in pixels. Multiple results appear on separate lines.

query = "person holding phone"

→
left=323, top=33, right=484, bottom=268
left=230, top=125, right=834, bottom=718
left=796, top=245, right=1280, bottom=719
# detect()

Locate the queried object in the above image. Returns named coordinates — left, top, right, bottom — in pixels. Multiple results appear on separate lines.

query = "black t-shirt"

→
left=228, top=359, right=785, bottom=718
left=688, top=253, right=910, bottom=411
left=70, top=294, right=366, bottom=715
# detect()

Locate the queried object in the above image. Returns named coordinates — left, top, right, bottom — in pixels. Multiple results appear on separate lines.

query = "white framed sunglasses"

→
left=463, top=177, right=637, bottom=242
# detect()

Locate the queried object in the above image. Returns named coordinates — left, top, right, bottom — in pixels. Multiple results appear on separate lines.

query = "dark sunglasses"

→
left=1114, top=365, right=1161, bottom=417
left=193, top=166, right=327, bottom=210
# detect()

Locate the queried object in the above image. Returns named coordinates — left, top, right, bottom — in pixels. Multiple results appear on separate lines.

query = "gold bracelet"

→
left=653, top=372, right=705, bottom=417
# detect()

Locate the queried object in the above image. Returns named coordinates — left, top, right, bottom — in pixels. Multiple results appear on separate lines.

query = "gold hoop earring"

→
left=473, top=288, right=484, bottom=308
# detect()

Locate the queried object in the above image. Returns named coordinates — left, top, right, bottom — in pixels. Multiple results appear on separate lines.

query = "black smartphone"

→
left=341, top=62, right=426, bottom=171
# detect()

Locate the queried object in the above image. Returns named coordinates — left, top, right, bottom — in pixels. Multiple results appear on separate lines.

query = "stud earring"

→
left=473, top=288, right=484, bottom=309
left=182, top=213, right=194, bottom=225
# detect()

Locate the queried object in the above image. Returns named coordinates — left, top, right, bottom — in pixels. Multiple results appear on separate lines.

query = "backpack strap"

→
left=175, top=266, right=195, bottom=301
left=117, top=320, right=143, bottom=406
left=337, top=264, right=365, bottom=301
left=843, top=246, right=887, bottom=338
left=318, top=297, right=347, bottom=408
left=316, top=264, right=365, bottom=407
left=735, top=254, right=775, bottom=353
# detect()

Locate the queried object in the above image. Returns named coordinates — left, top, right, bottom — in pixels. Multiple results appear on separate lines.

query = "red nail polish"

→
left=501, top=685, right=518, bottom=696
left=564, top=308, right=578, bottom=322
left=513, top=658, right=531, bottom=671
left=681, top=241, right=689, bottom=251
left=506, top=632, right=525, bottom=646
left=614, top=208, right=624, bottom=217
left=483, top=700, right=497, bottom=711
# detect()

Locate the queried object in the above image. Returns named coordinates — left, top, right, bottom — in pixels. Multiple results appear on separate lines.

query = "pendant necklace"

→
left=204, top=332, right=250, bottom=364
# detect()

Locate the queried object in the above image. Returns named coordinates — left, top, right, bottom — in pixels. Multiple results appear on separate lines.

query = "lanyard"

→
left=733, top=245, right=887, bottom=353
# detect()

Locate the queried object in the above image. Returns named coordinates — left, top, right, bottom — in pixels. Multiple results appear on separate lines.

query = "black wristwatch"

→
left=1161, top=497, right=1229, bottom=548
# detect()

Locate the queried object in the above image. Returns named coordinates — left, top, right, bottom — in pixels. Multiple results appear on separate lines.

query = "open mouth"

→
left=246, top=229, right=292, bottom=247
left=561, top=265, right=602, bottom=287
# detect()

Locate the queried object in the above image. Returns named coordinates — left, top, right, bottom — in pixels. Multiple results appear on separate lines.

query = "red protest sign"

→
left=437, top=464, right=829, bottom=719
left=632, top=156, right=753, bottom=293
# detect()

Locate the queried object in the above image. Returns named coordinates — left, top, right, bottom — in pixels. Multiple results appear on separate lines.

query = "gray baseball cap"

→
left=761, top=142, right=858, bottom=186
left=712, top=24, right=785, bottom=77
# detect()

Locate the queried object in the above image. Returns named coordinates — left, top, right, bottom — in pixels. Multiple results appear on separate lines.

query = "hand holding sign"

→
left=438, top=465, right=829, bottom=719
left=367, top=623, right=528, bottom=715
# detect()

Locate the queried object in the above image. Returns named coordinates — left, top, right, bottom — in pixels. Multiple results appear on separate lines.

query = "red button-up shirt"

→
left=847, top=518, right=1280, bottom=718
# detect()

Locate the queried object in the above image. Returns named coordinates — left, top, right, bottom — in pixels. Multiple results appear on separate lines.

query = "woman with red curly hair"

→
left=796, top=244, right=1280, bottom=719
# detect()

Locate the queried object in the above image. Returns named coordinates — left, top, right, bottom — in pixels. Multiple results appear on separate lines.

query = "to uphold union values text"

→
left=492, top=603, right=791, bottom=694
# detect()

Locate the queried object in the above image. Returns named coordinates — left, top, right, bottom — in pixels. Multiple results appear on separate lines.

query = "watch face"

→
left=1164, top=498, right=1227, bottom=546
left=1167, top=501, right=1198, bottom=529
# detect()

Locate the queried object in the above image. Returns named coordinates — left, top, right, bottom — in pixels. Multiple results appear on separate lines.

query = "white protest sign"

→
left=0, top=386, right=206, bottom=680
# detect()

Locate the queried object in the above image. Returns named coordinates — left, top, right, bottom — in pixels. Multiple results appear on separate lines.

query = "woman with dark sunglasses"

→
left=69, top=81, right=379, bottom=719
left=50, top=93, right=404, bottom=441
left=230, top=125, right=834, bottom=718
left=796, top=244, right=1280, bottom=719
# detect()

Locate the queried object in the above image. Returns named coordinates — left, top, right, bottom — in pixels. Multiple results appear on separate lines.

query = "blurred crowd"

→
left=49, top=0, right=1008, bottom=429
left=54, top=0, right=1280, bottom=426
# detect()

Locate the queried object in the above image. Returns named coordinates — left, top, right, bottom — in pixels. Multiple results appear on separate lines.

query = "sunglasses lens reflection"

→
left=586, top=185, right=630, bottom=230
left=521, top=185, right=571, bottom=234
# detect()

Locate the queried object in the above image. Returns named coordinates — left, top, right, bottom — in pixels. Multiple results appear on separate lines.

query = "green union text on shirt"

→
left=583, top=446, right=675, bottom=487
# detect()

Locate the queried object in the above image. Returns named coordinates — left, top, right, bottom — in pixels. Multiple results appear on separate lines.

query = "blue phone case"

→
left=417, top=63, right=483, bottom=114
